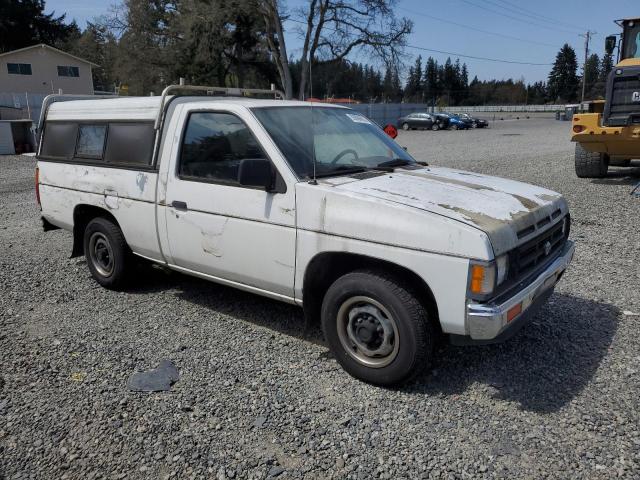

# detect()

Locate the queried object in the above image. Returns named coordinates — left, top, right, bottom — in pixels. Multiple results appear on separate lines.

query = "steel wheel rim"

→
left=89, top=232, right=114, bottom=277
left=336, top=296, right=400, bottom=368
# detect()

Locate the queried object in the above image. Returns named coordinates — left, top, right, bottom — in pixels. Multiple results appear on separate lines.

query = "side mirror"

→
left=238, top=158, right=273, bottom=190
left=605, top=35, right=617, bottom=55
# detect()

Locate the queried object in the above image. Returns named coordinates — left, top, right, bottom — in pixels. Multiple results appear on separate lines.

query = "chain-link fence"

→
left=0, top=93, right=48, bottom=123
left=340, top=103, right=565, bottom=127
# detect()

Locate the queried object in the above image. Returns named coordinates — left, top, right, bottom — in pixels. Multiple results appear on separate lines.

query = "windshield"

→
left=251, top=106, right=414, bottom=178
left=622, top=22, right=640, bottom=59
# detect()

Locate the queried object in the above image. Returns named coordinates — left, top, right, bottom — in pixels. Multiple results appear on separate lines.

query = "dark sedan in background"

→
left=398, top=112, right=436, bottom=130
left=459, top=113, right=489, bottom=128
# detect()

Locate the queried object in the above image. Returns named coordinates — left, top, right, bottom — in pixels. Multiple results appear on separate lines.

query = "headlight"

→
left=468, top=255, right=509, bottom=299
left=496, top=255, right=509, bottom=285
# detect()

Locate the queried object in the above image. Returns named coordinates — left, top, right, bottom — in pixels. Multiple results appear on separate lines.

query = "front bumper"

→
left=457, top=240, right=575, bottom=344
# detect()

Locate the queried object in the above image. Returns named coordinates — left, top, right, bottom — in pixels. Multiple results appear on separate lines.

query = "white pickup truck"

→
left=36, top=85, right=574, bottom=386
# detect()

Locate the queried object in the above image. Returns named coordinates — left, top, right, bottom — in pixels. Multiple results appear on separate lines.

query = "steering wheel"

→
left=330, top=149, right=359, bottom=165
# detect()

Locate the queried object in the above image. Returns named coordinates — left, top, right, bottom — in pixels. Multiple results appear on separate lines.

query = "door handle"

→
left=171, top=200, right=188, bottom=210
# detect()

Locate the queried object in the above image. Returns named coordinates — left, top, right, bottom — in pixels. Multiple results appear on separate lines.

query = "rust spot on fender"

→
left=510, top=194, right=539, bottom=211
left=401, top=171, right=498, bottom=192
left=367, top=187, right=421, bottom=202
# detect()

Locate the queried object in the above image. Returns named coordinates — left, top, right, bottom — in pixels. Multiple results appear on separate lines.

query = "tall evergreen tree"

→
left=423, top=57, right=439, bottom=104
left=547, top=43, right=579, bottom=103
left=404, top=55, right=423, bottom=101
left=61, top=22, right=118, bottom=92
left=599, top=52, right=614, bottom=82
left=582, top=53, right=600, bottom=99
left=442, top=57, right=456, bottom=104
left=0, top=0, right=77, bottom=52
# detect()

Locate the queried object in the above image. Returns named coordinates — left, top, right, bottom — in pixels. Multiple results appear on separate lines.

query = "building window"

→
left=57, top=66, right=80, bottom=77
left=7, top=63, right=32, bottom=75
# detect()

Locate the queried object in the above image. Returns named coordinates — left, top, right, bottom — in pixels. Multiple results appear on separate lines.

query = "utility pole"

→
left=580, top=30, right=597, bottom=104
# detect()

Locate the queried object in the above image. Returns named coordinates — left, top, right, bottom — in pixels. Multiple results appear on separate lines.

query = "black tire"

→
left=575, top=142, right=608, bottom=178
left=431, top=123, right=440, bottom=131
left=321, top=270, right=434, bottom=386
left=451, top=124, right=458, bottom=130
left=83, top=217, right=131, bottom=289
left=401, top=122, right=410, bottom=131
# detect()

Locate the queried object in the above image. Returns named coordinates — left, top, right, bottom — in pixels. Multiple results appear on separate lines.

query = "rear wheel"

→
left=575, top=142, right=608, bottom=178
left=321, top=270, right=434, bottom=386
left=84, top=217, right=131, bottom=289
left=451, top=124, right=458, bottom=130
left=402, top=123, right=410, bottom=131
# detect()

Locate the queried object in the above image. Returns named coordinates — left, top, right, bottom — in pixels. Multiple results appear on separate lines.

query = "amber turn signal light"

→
left=470, top=265, right=485, bottom=294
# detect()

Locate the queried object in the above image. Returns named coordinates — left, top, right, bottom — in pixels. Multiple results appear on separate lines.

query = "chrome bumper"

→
left=465, top=241, right=575, bottom=342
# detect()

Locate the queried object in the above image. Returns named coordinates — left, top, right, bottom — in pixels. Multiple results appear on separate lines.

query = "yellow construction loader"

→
left=572, top=18, right=640, bottom=177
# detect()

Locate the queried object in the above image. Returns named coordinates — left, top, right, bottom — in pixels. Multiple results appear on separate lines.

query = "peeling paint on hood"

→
left=336, top=166, right=568, bottom=256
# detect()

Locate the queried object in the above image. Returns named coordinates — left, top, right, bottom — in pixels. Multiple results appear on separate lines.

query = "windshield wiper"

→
left=312, top=159, right=422, bottom=179
left=376, top=159, right=416, bottom=170
left=377, top=158, right=429, bottom=169
left=313, top=165, right=368, bottom=178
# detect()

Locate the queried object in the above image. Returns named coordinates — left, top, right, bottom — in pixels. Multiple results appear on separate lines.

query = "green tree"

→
left=0, top=0, right=77, bottom=52
left=404, top=55, right=422, bottom=102
left=176, top=0, right=274, bottom=89
left=599, top=52, right=614, bottom=80
left=547, top=43, right=579, bottom=103
left=526, top=81, right=547, bottom=104
left=442, top=57, right=456, bottom=105
left=582, top=53, right=600, bottom=99
left=61, top=22, right=118, bottom=92
left=423, top=57, right=439, bottom=105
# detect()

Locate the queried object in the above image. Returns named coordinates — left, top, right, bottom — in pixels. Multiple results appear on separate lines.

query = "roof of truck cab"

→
left=45, top=96, right=346, bottom=121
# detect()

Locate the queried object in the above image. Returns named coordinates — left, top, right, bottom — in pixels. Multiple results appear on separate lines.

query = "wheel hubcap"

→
left=337, top=296, right=399, bottom=368
left=89, top=232, right=114, bottom=277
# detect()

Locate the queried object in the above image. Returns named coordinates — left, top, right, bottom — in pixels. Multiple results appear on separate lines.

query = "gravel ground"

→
left=1, top=118, right=640, bottom=479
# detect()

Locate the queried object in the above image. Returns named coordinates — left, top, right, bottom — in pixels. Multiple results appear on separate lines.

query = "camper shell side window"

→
left=39, top=121, right=156, bottom=169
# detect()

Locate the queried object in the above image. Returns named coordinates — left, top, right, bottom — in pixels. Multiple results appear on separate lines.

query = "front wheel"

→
left=431, top=123, right=440, bottom=131
left=321, top=270, right=434, bottom=386
left=402, top=123, right=410, bottom=131
left=575, top=142, right=608, bottom=178
left=84, top=217, right=131, bottom=289
left=451, top=124, right=458, bottom=130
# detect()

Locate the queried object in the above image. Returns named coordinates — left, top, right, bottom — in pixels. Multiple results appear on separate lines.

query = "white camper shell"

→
left=36, top=85, right=575, bottom=385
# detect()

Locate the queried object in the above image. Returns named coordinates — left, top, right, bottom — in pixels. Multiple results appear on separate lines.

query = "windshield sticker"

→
left=346, top=113, right=371, bottom=124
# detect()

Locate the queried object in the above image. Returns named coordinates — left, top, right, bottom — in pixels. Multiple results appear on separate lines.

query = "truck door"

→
left=162, top=108, right=296, bottom=299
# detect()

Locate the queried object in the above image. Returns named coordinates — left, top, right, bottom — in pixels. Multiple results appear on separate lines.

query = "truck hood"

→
left=327, top=166, right=568, bottom=256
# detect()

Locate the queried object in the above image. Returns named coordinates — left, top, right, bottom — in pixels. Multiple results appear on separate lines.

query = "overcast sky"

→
left=46, top=0, right=640, bottom=83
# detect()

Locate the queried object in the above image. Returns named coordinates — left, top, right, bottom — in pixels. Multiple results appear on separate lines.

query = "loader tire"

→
left=575, top=143, right=608, bottom=178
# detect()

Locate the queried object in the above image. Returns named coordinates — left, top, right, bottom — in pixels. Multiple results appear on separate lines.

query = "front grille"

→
left=510, top=215, right=569, bottom=279
left=605, top=74, right=640, bottom=126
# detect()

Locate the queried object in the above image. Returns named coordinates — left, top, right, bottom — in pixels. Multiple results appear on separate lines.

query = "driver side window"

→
left=179, top=112, right=266, bottom=184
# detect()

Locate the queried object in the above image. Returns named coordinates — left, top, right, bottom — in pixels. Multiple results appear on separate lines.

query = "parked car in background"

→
left=398, top=112, right=435, bottom=131
left=441, top=113, right=471, bottom=130
left=431, top=113, right=450, bottom=131
left=458, top=113, right=489, bottom=128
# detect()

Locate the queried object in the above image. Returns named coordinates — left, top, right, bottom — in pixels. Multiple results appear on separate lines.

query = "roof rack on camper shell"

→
left=37, top=83, right=285, bottom=140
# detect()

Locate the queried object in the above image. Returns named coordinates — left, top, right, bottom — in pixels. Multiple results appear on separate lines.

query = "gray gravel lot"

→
left=1, top=118, right=640, bottom=479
